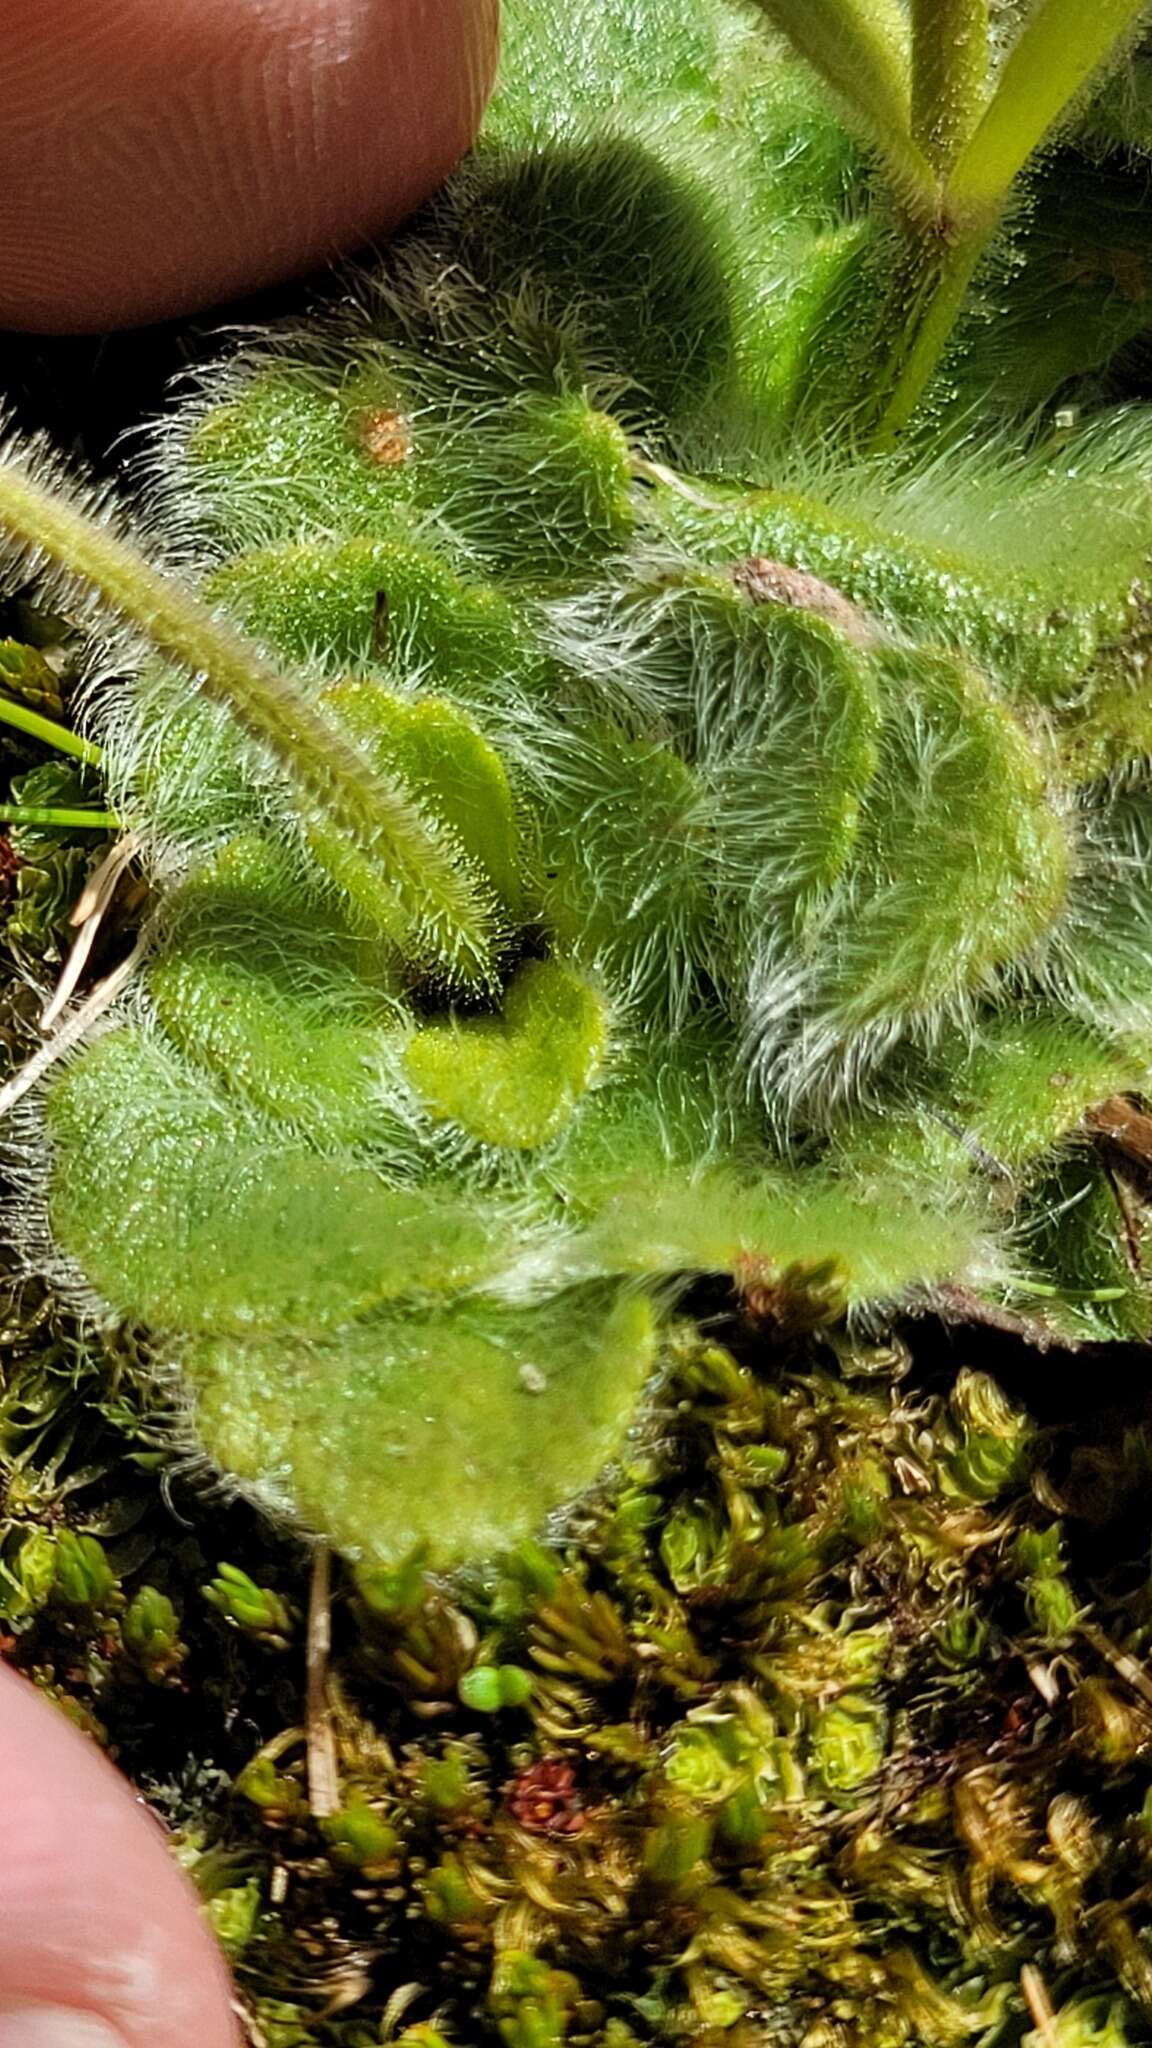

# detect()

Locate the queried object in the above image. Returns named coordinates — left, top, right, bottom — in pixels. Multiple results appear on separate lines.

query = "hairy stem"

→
left=871, top=0, right=1151, bottom=438
left=870, top=232, right=988, bottom=445
left=911, top=0, right=988, bottom=172
left=0, top=460, right=496, bottom=982
left=747, top=0, right=937, bottom=213
left=762, top=0, right=1150, bottom=439
left=948, top=0, right=1151, bottom=222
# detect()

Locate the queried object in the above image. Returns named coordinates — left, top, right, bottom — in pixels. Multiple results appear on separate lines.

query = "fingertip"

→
left=0, top=0, right=500, bottom=331
left=0, top=1663, right=240, bottom=2047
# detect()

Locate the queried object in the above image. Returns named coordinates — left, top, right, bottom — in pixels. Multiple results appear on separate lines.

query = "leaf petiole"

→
left=747, top=0, right=937, bottom=215
left=910, top=0, right=989, bottom=173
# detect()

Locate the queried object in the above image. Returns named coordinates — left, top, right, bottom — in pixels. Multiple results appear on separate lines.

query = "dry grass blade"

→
left=306, top=1541, right=339, bottom=1819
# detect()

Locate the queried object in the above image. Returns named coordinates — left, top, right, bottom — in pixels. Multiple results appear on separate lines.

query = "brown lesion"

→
left=349, top=405, right=413, bottom=469
left=1084, top=1094, right=1152, bottom=1172
left=729, top=555, right=879, bottom=648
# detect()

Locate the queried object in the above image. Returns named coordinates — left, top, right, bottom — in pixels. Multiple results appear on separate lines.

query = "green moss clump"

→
left=8, top=1320, right=1152, bottom=2047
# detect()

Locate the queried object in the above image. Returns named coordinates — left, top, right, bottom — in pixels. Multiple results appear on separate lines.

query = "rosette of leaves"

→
left=3, top=0, right=1152, bottom=1564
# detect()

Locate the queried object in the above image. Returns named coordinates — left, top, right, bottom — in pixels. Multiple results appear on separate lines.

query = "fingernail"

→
left=0, top=2007, right=129, bottom=2047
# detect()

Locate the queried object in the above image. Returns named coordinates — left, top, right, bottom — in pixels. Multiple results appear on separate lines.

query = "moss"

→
left=7, top=1319, right=1152, bottom=2046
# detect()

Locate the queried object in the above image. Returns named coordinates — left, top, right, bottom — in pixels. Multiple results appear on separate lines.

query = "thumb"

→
left=0, top=0, right=499, bottom=332
left=0, top=1663, right=240, bottom=2047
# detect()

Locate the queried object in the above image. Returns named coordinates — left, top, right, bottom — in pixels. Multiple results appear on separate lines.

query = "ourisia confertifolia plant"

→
left=3, top=0, right=1152, bottom=1563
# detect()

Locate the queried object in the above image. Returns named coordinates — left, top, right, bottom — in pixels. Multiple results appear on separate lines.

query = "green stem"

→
left=0, top=691, right=102, bottom=767
left=911, top=0, right=989, bottom=172
left=872, top=0, right=1151, bottom=440
left=0, top=804, right=120, bottom=830
left=948, top=0, right=1151, bottom=223
left=871, top=231, right=988, bottom=445
left=0, top=461, right=496, bottom=983
left=747, top=0, right=937, bottom=212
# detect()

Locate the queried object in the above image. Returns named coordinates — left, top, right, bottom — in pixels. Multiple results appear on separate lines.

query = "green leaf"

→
left=0, top=455, right=498, bottom=985
left=405, top=959, right=609, bottom=1149
left=459, top=1664, right=534, bottom=1712
left=46, top=1028, right=504, bottom=1332
left=148, top=833, right=405, bottom=1145
left=182, top=1288, right=657, bottom=1566
left=321, top=683, right=524, bottom=927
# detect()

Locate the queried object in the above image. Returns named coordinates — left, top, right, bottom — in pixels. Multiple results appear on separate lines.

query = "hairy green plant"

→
left=2, top=0, right=1152, bottom=1564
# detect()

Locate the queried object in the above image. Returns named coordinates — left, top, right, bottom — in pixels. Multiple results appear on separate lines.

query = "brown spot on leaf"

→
left=729, top=556, right=878, bottom=646
left=351, top=406, right=413, bottom=468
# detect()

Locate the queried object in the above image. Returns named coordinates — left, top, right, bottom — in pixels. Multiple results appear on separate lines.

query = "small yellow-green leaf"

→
left=405, top=958, right=608, bottom=1148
